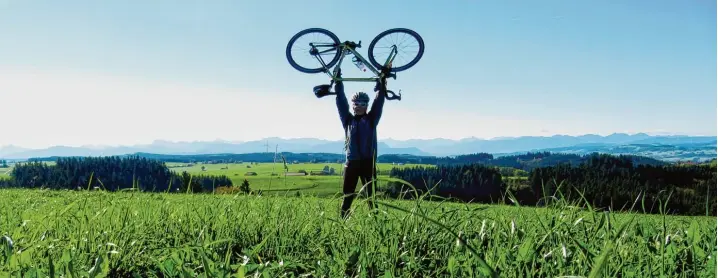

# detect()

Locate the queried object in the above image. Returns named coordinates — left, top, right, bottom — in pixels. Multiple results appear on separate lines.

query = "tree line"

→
left=385, top=153, right=716, bottom=216
left=2, top=156, right=232, bottom=192
left=528, top=154, right=716, bottom=216
left=377, top=151, right=668, bottom=170
left=383, top=163, right=504, bottom=203
left=25, top=151, right=669, bottom=171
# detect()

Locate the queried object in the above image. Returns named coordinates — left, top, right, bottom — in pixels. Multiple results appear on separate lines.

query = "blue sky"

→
left=0, top=0, right=715, bottom=148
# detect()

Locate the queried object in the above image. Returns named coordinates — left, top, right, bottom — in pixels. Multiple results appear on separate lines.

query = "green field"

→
left=167, top=162, right=433, bottom=196
left=0, top=189, right=714, bottom=277
left=0, top=167, right=11, bottom=178
left=0, top=162, right=17, bottom=178
left=0, top=162, right=525, bottom=196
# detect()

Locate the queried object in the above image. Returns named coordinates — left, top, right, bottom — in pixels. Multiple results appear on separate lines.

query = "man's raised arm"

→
left=369, top=78, right=387, bottom=127
left=335, top=80, right=351, bottom=129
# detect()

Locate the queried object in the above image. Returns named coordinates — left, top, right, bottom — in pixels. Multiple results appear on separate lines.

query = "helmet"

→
left=351, top=92, right=369, bottom=103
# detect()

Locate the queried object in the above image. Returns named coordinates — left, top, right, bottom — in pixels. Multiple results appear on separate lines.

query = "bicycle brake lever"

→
left=386, top=90, right=402, bottom=101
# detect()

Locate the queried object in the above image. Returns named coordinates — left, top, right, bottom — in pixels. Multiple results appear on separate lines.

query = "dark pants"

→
left=340, top=158, right=378, bottom=218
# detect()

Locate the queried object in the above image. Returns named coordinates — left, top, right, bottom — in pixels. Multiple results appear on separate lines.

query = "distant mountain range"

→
left=1, top=133, right=715, bottom=162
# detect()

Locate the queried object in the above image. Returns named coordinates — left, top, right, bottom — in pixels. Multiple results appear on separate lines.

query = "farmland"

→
left=0, top=188, right=714, bottom=277
left=0, top=161, right=433, bottom=196
left=0, top=167, right=11, bottom=178
left=165, top=162, right=434, bottom=196
left=0, top=161, right=19, bottom=178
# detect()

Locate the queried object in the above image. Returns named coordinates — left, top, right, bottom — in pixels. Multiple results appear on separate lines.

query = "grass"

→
left=0, top=187, right=714, bottom=277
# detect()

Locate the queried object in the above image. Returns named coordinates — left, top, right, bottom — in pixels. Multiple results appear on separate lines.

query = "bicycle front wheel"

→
left=368, top=28, right=424, bottom=72
left=286, top=28, right=341, bottom=74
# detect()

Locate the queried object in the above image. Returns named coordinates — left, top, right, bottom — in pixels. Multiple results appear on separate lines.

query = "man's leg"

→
left=341, top=160, right=360, bottom=219
left=358, top=159, right=378, bottom=212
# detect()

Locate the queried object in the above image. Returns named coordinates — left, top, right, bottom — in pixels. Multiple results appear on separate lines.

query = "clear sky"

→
left=0, top=0, right=715, bottom=149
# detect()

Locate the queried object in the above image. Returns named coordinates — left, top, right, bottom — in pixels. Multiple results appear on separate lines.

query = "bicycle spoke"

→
left=395, top=53, right=406, bottom=66
left=400, top=44, right=419, bottom=50
left=397, top=34, right=412, bottom=48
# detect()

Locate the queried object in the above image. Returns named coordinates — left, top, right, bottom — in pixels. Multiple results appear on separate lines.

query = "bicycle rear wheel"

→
left=368, top=28, right=424, bottom=72
left=286, top=28, right=341, bottom=74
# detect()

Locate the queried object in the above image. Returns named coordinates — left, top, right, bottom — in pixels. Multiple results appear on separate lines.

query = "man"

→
left=334, top=72, right=387, bottom=219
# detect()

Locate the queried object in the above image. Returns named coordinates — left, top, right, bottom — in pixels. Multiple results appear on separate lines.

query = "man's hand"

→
left=335, top=68, right=343, bottom=83
left=374, top=76, right=387, bottom=93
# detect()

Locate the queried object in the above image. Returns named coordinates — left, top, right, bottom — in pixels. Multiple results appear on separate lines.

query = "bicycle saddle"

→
left=313, top=84, right=336, bottom=98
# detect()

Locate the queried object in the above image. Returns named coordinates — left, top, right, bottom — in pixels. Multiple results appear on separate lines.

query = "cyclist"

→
left=334, top=70, right=387, bottom=219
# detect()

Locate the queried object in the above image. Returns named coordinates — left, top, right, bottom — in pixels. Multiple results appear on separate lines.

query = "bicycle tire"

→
left=368, top=28, right=424, bottom=73
left=286, top=28, right=341, bottom=74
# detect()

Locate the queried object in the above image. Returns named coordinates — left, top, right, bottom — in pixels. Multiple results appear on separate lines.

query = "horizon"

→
left=1, top=1, right=715, bottom=149
left=1, top=131, right=715, bottom=150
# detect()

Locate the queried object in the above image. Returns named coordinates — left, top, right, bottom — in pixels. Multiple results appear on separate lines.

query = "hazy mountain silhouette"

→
left=0, top=133, right=714, bottom=161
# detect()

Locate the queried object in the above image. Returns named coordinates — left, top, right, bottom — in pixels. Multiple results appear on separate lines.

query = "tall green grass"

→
left=0, top=181, right=715, bottom=277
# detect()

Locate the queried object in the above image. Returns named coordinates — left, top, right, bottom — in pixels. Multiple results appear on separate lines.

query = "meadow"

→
left=0, top=188, right=715, bottom=277
left=0, top=161, right=527, bottom=194
left=0, top=167, right=11, bottom=178
left=166, top=162, right=433, bottom=197
left=0, top=162, right=18, bottom=178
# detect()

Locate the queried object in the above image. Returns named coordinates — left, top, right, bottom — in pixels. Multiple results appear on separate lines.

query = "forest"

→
left=528, top=154, right=716, bottom=216
left=386, top=153, right=716, bottom=216
left=383, top=163, right=505, bottom=203
left=1, top=156, right=232, bottom=192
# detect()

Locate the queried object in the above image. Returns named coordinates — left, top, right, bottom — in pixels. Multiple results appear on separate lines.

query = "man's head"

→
left=351, top=92, right=369, bottom=115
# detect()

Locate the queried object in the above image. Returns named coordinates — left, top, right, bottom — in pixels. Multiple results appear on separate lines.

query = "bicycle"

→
left=286, top=28, right=425, bottom=101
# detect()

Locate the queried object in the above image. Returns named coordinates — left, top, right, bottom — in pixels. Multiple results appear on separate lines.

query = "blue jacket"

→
left=335, top=81, right=385, bottom=162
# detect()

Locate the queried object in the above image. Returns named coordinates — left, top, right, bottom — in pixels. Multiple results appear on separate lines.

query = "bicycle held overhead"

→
left=285, top=28, right=425, bottom=101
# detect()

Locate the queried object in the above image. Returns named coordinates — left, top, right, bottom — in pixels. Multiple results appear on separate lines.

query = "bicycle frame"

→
left=311, top=41, right=398, bottom=83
